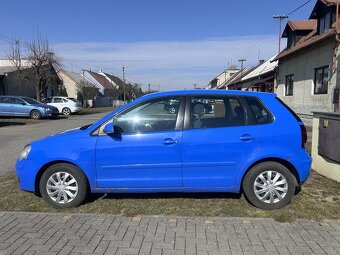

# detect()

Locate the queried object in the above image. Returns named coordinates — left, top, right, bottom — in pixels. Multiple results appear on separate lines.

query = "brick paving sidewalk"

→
left=0, top=212, right=339, bottom=255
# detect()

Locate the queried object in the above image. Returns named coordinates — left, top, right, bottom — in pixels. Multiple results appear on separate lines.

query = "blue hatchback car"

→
left=16, top=90, right=312, bottom=210
left=0, top=96, right=59, bottom=119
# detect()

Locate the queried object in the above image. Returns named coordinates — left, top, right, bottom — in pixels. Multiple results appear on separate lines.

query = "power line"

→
left=239, top=0, right=313, bottom=66
left=286, top=0, right=313, bottom=16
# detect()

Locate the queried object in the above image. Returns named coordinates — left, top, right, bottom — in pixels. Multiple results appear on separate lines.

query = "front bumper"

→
left=42, top=111, right=59, bottom=118
left=16, top=159, right=40, bottom=192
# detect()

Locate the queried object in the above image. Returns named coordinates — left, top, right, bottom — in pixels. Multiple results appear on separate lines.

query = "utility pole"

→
left=193, top=84, right=197, bottom=89
left=238, top=59, right=246, bottom=90
left=122, top=65, right=126, bottom=104
left=148, top=83, right=151, bottom=92
left=273, top=15, right=288, bottom=54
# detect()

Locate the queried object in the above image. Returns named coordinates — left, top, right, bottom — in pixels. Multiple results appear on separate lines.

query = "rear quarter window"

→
left=245, top=97, right=273, bottom=124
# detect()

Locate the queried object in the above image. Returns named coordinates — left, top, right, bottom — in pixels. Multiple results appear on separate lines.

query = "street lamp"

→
left=122, top=65, right=126, bottom=103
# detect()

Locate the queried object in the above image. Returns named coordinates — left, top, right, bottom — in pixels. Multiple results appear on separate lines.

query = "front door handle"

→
left=163, top=138, right=178, bottom=145
left=240, top=134, right=255, bottom=141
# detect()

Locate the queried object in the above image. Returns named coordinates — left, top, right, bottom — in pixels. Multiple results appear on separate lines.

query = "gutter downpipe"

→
left=337, top=1, right=340, bottom=112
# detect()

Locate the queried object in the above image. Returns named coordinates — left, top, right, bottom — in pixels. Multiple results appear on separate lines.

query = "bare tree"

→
left=77, top=80, right=98, bottom=99
left=8, top=32, right=61, bottom=101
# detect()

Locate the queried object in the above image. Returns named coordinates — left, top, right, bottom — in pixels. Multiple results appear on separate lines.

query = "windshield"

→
left=22, top=97, right=40, bottom=104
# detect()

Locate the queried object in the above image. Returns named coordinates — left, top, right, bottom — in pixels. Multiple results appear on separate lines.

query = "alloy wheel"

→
left=46, top=172, right=78, bottom=204
left=253, top=170, right=288, bottom=204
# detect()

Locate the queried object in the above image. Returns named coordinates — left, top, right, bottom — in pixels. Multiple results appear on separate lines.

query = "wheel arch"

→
left=240, top=157, right=300, bottom=192
left=34, top=160, right=90, bottom=195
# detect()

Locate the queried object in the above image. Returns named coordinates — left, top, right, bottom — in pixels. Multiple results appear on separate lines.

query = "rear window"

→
left=67, top=97, right=78, bottom=102
left=275, top=97, right=302, bottom=122
left=0, top=97, right=11, bottom=104
left=245, top=97, right=272, bottom=124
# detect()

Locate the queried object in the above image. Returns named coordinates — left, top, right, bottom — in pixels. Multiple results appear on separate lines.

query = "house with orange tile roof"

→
left=274, top=0, right=340, bottom=123
left=82, top=70, right=117, bottom=96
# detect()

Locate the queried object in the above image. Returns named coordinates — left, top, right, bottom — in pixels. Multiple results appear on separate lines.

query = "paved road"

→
left=0, top=113, right=108, bottom=179
left=0, top=212, right=339, bottom=255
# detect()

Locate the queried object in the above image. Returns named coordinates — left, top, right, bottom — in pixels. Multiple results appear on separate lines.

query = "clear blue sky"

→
left=0, top=0, right=316, bottom=90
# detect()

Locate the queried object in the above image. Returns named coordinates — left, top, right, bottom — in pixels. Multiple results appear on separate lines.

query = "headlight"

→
left=19, top=145, right=31, bottom=160
left=44, top=108, right=52, bottom=112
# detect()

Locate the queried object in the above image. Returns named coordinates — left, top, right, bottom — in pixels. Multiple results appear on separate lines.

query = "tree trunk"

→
left=36, top=90, right=41, bottom=101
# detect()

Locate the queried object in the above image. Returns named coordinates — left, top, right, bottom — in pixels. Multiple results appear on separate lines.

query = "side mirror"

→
left=103, top=122, right=115, bottom=135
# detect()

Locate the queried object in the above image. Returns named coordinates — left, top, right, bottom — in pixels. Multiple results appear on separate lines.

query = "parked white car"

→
left=42, top=97, right=82, bottom=115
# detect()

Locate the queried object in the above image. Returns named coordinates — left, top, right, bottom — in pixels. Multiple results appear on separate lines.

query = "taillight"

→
left=300, top=124, right=307, bottom=148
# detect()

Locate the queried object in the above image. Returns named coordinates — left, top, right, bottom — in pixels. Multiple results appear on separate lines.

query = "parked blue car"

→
left=0, top=96, right=59, bottom=119
left=16, top=90, right=312, bottom=210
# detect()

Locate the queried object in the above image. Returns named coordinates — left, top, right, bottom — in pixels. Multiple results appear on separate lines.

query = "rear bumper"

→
left=72, top=107, right=83, bottom=113
left=291, top=151, right=312, bottom=184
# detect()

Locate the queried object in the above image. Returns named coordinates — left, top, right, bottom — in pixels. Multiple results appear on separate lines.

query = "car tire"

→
left=30, top=110, right=41, bottom=120
left=62, top=107, right=71, bottom=115
left=39, top=163, right=89, bottom=209
left=242, top=162, right=296, bottom=210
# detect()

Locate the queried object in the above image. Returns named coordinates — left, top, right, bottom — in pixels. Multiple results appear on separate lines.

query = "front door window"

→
left=113, top=96, right=181, bottom=133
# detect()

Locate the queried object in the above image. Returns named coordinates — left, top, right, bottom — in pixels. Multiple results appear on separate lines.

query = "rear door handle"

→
left=240, top=134, right=255, bottom=141
left=163, top=138, right=178, bottom=145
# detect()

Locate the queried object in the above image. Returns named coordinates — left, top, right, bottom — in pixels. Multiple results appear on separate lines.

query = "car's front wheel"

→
left=39, top=163, right=89, bottom=208
left=242, top=162, right=296, bottom=210
left=30, top=110, right=41, bottom=120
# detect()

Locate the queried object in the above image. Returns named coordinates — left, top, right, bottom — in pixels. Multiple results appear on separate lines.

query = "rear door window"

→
left=188, top=96, right=248, bottom=129
left=53, top=98, right=63, bottom=103
left=0, top=97, right=11, bottom=104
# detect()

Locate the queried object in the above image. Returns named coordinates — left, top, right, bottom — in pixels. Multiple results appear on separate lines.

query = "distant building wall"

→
left=3, top=69, right=59, bottom=99
left=58, top=71, right=78, bottom=98
left=276, top=39, right=338, bottom=122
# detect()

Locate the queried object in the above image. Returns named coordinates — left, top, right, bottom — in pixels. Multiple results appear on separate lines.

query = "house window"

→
left=285, top=74, right=294, bottom=96
left=318, top=11, right=331, bottom=34
left=314, top=66, right=329, bottom=94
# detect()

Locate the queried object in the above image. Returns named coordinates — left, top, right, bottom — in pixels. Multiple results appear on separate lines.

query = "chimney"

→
left=259, top=59, right=265, bottom=65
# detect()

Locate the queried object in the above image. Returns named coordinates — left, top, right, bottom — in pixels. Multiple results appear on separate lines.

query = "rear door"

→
left=182, top=95, right=260, bottom=189
left=0, top=97, right=13, bottom=116
left=50, top=97, right=64, bottom=113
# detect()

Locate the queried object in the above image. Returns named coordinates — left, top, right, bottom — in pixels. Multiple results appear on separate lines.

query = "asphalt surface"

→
left=0, top=112, right=109, bottom=179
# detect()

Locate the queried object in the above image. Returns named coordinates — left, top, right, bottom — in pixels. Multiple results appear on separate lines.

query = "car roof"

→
left=0, top=95, right=31, bottom=99
left=140, top=89, right=277, bottom=100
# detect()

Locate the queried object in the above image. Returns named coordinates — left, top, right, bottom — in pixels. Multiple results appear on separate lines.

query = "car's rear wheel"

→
left=39, top=163, right=89, bottom=208
left=30, top=110, right=41, bottom=120
left=242, top=162, right=296, bottom=210
left=62, top=107, right=71, bottom=115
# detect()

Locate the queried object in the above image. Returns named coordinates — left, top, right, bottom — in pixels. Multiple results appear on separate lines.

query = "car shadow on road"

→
left=0, top=121, right=26, bottom=128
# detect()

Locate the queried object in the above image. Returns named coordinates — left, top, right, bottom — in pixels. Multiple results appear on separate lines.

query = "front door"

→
left=12, top=98, right=30, bottom=116
left=95, top=96, right=184, bottom=189
left=182, top=95, right=260, bottom=188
